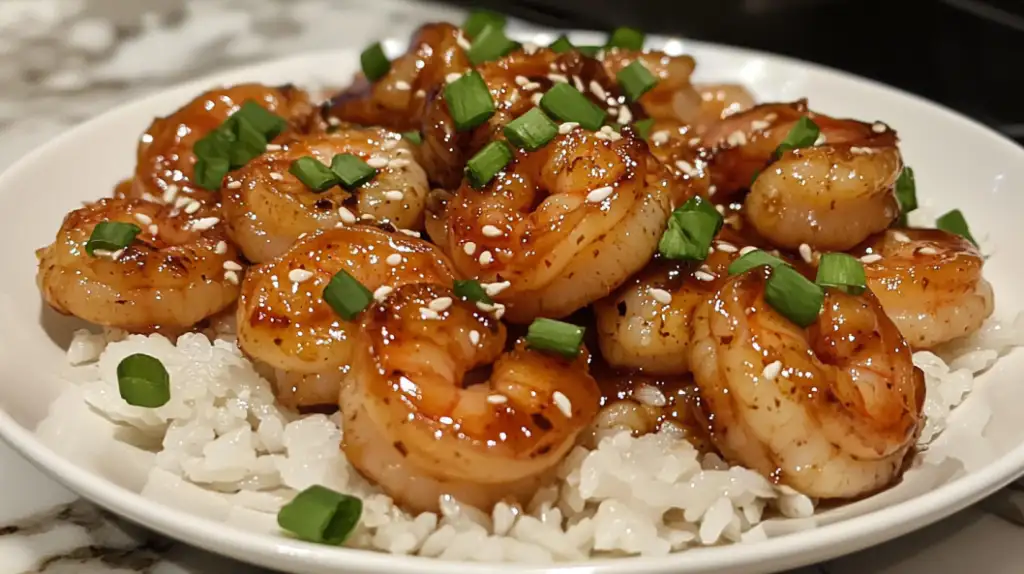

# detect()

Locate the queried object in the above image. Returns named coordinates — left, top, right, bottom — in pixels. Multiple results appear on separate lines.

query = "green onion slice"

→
left=895, top=166, right=917, bottom=225
left=444, top=71, right=496, bottom=131
left=330, top=154, right=377, bottom=190
left=463, top=10, right=506, bottom=39
left=765, top=265, right=824, bottom=327
left=504, top=108, right=558, bottom=151
left=86, top=221, right=142, bottom=256
left=633, top=118, right=655, bottom=140
left=658, top=197, right=724, bottom=261
left=526, top=318, right=585, bottom=358
left=815, top=252, right=867, bottom=295
left=232, top=101, right=287, bottom=142
left=549, top=35, right=574, bottom=53
left=289, top=157, right=340, bottom=192
left=194, top=156, right=230, bottom=191
left=773, top=116, right=820, bottom=157
left=277, top=485, right=362, bottom=545
left=466, top=140, right=513, bottom=189
left=323, top=270, right=373, bottom=320
left=226, top=116, right=269, bottom=169
left=467, top=24, right=520, bottom=65
left=540, top=83, right=607, bottom=131
left=617, top=60, right=658, bottom=102
left=607, top=27, right=645, bottom=50
left=191, top=101, right=286, bottom=190
left=116, top=353, right=170, bottom=408
left=401, top=131, right=422, bottom=145
left=360, top=42, right=391, bottom=82
left=727, top=249, right=787, bottom=275
left=453, top=279, right=493, bottom=304
left=936, top=209, right=977, bottom=246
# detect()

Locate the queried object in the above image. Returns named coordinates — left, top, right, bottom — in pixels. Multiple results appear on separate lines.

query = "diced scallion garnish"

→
left=765, top=265, right=824, bottom=327
left=895, top=166, right=917, bottom=225
left=444, top=71, right=496, bottom=131
left=191, top=101, right=287, bottom=190
left=277, top=485, right=362, bottom=545
left=773, top=116, right=820, bottom=157
left=322, top=270, right=373, bottom=320
left=86, top=221, right=141, bottom=256
left=526, top=318, right=585, bottom=358
left=540, top=83, right=607, bottom=131
left=227, top=114, right=269, bottom=168
left=194, top=157, right=230, bottom=191
left=549, top=35, right=574, bottom=53
left=453, top=279, right=492, bottom=303
left=467, top=24, right=520, bottom=65
left=463, top=10, right=506, bottom=39
left=360, top=42, right=390, bottom=81
left=815, top=253, right=867, bottom=295
left=234, top=101, right=287, bottom=141
left=936, top=209, right=977, bottom=246
left=330, top=154, right=377, bottom=190
left=289, top=157, right=341, bottom=192
left=504, top=108, right=558, bottom=151
left=633, top=118, right=655, bottom=140
left=607, top=27, right=645, bottom=50
left=657, top=197, right=724, bottom=261
left=617, top=60, right=658, bottom=102
left=466, top=140, right=513, bottom=189
left=727, top=249, right=787, bottom=275
left=401, top=131, right=422, bottom=145
left=116, top=353, right=170, bottom=408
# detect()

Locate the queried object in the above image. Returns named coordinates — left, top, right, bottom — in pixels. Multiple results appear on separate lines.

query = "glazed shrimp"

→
left=36, top=198, right=240, bottom=334
left=690, top=267, right=924, bottom=499
left=342, top=282, right=600, bottom=513
left=323, top=23, right=472, bottom=132
left=236, top=226, right=453, bottom=409
left=434, top=128, right=674, bottom=323
left=853, top=229, right=994, bottom=349
left=222, top=127, right=428, bottom=263
left=600, top=49, right=701, bottom=123
left=127, top=83, right=318, bottom=206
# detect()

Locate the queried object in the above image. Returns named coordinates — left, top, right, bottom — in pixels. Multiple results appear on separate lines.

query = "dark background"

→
left=449, top=0, right=1024, bottom=144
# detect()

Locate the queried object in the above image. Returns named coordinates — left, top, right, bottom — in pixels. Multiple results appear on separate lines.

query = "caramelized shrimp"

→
left=36, top=198, right=240, bottom=334
left=693, top=83, right=756, bottom=125
left=690, top=267, right=924, bottom=499
left=600, top=49, right=701, bottom=123
left=854, top=229, right=994, bottom=349
left=342, top=282, right=600, bottom=513
left=222, top=128, right=428, bottom=263
left=236, top=226, right=453, bottom=410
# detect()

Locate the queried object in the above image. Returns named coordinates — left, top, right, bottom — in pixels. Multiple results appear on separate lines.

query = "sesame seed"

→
left=469, top=330, right=481, bottom=345
left=270, top=172, right=284, bottom=181
left=463, top=241, right=477, bottom=256
left=726, top=130, right=747, bottom=146
left=522, top=81, right=542, bottom=90
left=558, top=122, right=579, bottom=135
left=415, top=89, right=426, bottom=98
left=389, top=158, right=410, bottom=168
left=573, top=75, right=584, bottom=91
left=715, top=204, right=727, bottom=215
left=493, top=303, right=506, bottom=320
left=190, top=216, right=219, bottom=231
left=265, top=144, right=282, bottom=151
left=372, top=285, right=393, bottom=301
left=394, top=80, right=411, bottom=90
left=455, top=32, right=471, bottom=50
left=386, top=253, right=403, bottom=266
left=708, top=185, right=718, bottom=196
left=548, top=73, right=568, bottom=83
left=649, top=287, right=672, bottom=305
left=688, top=137, right=701, bottom=147
left=338, top=207, right=356, bottom=224
left=765, top=113, right=778, bottom=122
left=586, top=186, right=614, bottom=203
left=420, top=307, right=441, bottom=320
left=134, top=213, right=153, bottom=225
left=600, top=125, right=622, bottom=141
left=481, top=224, right=503, bottom=237
left=327, top=116, right=342, bottom=126
left=476, top=301, right=495, bottom=313
left=694, top=270, right=715, bottom=282
left=850, top=146, right=875, bottom=155
left=514, top=75, right=529, bottom=86
left=799, top=243, right=814, bottom=264
left=446, top=72, right=463, bottom=84
left=223, top=260, right=243, bottom=271
left=478, top=251, right=494, bottom=265
left=814, top=133, right=827, bottom=146
left=872, top=122, right=887, bottom=133
left=398, top=229, right=420, bottom=237
left=161, top=184, right=179, bottom=204
left=226, top=180, right=242, bottom=189
left=618, top=105, right=633, bottom=124
left=531, top=93, right=544, bottom=106
left=675, top=159, right=697, bottom=178
left=716, top=241, right=737, bottom=253
left=552, top=391, right=573, bottom=418
left=607, top=106, right=619, bottom=117
left=487, top=394, right=507, bottom=404
left=860, top=253, right=883, bottom=264
left=360, top=213, right=376, bottom=221
left=605, top=96, right=617, bottom=107
left=366, top=156, right=389, bottom=169
left=484, top=280, right=511, bottom=297
left=740, top=245, right=758, bottom=256
left=633, top=383, right=667, bottom=407
left=750, top=119, right=770, bottom=131
left=224, top=270, right=239, bottom=284
left=214, top=241, right=228, bottom=255
left=92, top=249, right=113, bottom=258
left=185, top=200, right=201, bottom=215
left=917, top=246, right=939, bottom=255
left=651, top=130, right=670, bottom=145
left=174, top=196, right=191, bottom=209
left=892, top=231, right=911, bottom=243
left=141, top=192, right=159, bottom=203
left=522, top=42, right=539, bottom=55
left=288, top=268, right=313, bottom=283
left=762, top=360, right=782, bottom=381
left=708, top=246, right=715, bottom=255
left=382, top=139, right=399, bottom=150
left=589, top=81, right=607, bottom=100
left=384, top=190, right=404, bottom=201
left=429, top=297, right=453, bottom=312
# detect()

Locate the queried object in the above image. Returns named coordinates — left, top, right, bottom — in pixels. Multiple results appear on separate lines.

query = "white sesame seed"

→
left=419, top=307, right=441, bottom=320
left=688, top=137, right=701, bottom=147
left=184, top=200, right=201, bottom=215
left=92, top=249, right=113, bottom=258
left=694, top=270, right=715, bottom=282
left=288, top=269, right=314, bottom=283
left=476, top=301, right=495, bottom=313
left=141, top=192, right=159, bottom=203
left=573, top=75, right=584, bottom=91
left=148, top=224, right=158, bottom=236
left=428, top=297, right=453, bottom=312
left=190, top=216, right=220, bottom=231
left=487, top=394, right=507, bottom=404
left=716, top=241, right=737, bottom=253
left=872, top=122, right=888, bottom=133
left=481, top=225, right=503, bottom=238
left=394, top=80, right=411, bottom=90
left=224, top=270, right=239, bottom=284
left=133, top=213, right=153, bottom=225
left=892, top=231, right=911, bottom=243
left=398, top=229, right=421, bottom=238
left=514, top=75, right=529, bottom=86
left=814, top=133, right=827, bottom=146
left=518, top=81, right=540, bottom=91
left=740, top=245, right=759, bottom=256
left=463, top=241, right=477, bottom=256
left=386, top=253, right=403, bottom=266
left=328, top=116, right=342, bottom=126
left=478, top=251, right=494, bottom=265
left=750, top=119, right=770, bottom=131
left=649, top=287, right=672, bottom=305
left=651, top=130, right=670, bottom=145
left=917, top=246, right=939, bottom=255
left=223, top=260, right=243, bottom=271
left=708, top=185, right=718, bottom=196
left=415, top=89, right=426, bottom=98
left=447, top=72, right=463, bottom=84
left=389, top=158, right=411, bottom=168
left=607, top=106, right=619, bottom=118
left=161, top=184, right=179, bottom=204
left=174, top=196, right=191, bottom=209
left=715, top=204, right=727, bottom=215
left=600, top=125, right=622, bottom=141
left=618, top=105, right=633, bottom=124
left=522, top=42, right=539, bottom=55
left=589, top=81, right=607, bottom=100
left=726, top=130, right=747, bottom=146
left=558, top=122, right=579, bottom=135
left=467, top=330, right=482, bottom=346
left=548, top=73, right=568, bottom=83
left=384, top=190, right=404, bottom=201
left=552, top=391, right=573, bottom=418
left=531, top=93, right=544, bottom=106
left=366, top=156, right=389, bottom=169
left=606, top=96, right=617, bottom=106
left=265, top=144, right=282, bottom=151
left=675, top=160, right=697, bottom=178
left=762, top=360, right=782, bottom=381
left=765, top=113, right=778, bottom=122
left=367, top=287, right=391, bottom=304
left=493, top=303, right=506, bottom=320
left=226, top=180, right=242, bottom=190
left=270, top=172, right=284, bottom=181
left=455, top=32, right=470, bottom=50
left=860, top=253, right=883, bottom=264
left=360, top=213, right=376, bottom=221
left=214, top=241, right=227, bottom=255
left=850, top=146, right=875, bottom=155
left=484, top=281, right=511, bottom=297
left=799, top=243, right=813, bottom=264
left=382, top=139, right=399, bottom=150
left=708, top=246, right=715, bottom=255
left=586, top=186, right=614, bottom=203
left=633, top=383, right=667, bottom=407
left=338, top=207, right=356, bottom=224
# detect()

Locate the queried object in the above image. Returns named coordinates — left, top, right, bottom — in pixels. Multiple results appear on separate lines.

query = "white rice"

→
left=40, top=311, right=1024, bottom=562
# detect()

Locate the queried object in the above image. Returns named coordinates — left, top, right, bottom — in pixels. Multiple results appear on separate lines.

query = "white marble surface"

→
left=3, top=0, right=1024, bottom=572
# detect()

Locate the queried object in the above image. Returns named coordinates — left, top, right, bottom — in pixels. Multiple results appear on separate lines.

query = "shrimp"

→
left=433, top=128, right=674, bottom=323
left=690, top=266, right=924, bottom=499
left=222, top=127, right=429, bottom=263
left=342, top=281, right=600, bottom=513
left=127, top=83, right=318, bottom=206
left=323, top=23, right=472, bottom=132
left=36, top=198, right=240, bottom=334
left=853, top=228, right=994, bottom=349
left=236, top=225, right=453, bottom=410
left=693, top=83, right=756, bottom=125
left=600, top=49, right=701, bottom=123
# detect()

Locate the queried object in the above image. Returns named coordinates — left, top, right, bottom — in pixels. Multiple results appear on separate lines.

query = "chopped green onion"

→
left=360, top=42, right=390, bottom=82
left=232, top=101, right=287, bottom=141
left=765, top=265, right=824, bottom=327
left=607, top=27, right=645, bottom=50
left=617, top=60, right=658, bottom=102
left=330, top=154, right=377, bottom=190
left=504, top=108, right=558, bottom=151
left=895, top=166, right=917, bottom=226
left=453, top=279, right=492, bottom=304
left=194, top=157, right=230, bottom=191
left=576, top=45, right=602, bottom=57
left=936, top=209, right=977, bottom=246
left=289, top=157, right=340, bottom=192
left=86, top=221, right=141, bottom=256
left=657, top=197, right=724, bottom=261
left=633, top=118, right=655, bottom=140
left=226, top=116, right=268, bottom=169
left=463, top=10, right=506, bottom=39
left=277, top=485, right=362, bottom=545
left=401, top=131, right=422, bottom=145
left=540, top=83, right=607, bottom=131
left=815, top=252, right=867, bottom=295
left=467, top=24, right=520, bottom=65
left=728, top=249, right=787, bottom=275
left=444, top=71, right=496, bottom=131
left=116, top=353, right=170, bottom=408
left=774, top=116, right=820, bottom=157
left=526, top=318, right=585, bottom=358
left=549, top=35, right=574, bottom=53
left=322, top=270, right=373, bottom=321
left=191, top=102, right=286, bottom=190
left=466, top=140, right=513, bottom=189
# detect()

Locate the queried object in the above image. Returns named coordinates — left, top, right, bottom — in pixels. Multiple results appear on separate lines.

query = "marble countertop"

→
left=2, top=0, right=1024, bottom=572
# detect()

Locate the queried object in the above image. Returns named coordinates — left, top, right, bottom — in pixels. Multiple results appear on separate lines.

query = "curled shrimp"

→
left=236, top=225, right=453, bottom=410
left=222, top=127, right=428, bottom=263
left=36, top=198, right=240, bottom=334
left=854, top=228, right=994, bottom=349
left=342, top=282, right=600, bottom=513
left=600, top=49, right=701, bottom=123
left=690, top=266, right=924, bottom=499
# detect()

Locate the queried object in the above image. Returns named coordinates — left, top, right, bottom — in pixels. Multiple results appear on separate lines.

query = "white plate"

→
left=2, top=31, right=1024, bottom=574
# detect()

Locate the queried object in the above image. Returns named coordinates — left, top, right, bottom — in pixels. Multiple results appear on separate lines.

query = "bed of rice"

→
left=34, top=311, right=1024, bottom=563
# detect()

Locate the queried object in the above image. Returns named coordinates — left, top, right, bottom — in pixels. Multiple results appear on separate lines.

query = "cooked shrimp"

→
left=127, top=83, right=318, bottom=206
left=222, top=128, right=428, bottom=263
left=323, top=23, right=472, bottom=132
left=600, top=49, right=701, bottom=123
left=342, top=282, right=600, bottom=513
left=433, top=128, right=674, bottom=323
left=690, top=267, right=924, bottom=499
left=36, top=198, right=240, bottom=334
left=236, top=226, right=453, bottom=409
left=694, top=83, right=756, bottom=124
left=854, top=228, right=994, bottom=349
left=642, top=122, right=714, bottom=201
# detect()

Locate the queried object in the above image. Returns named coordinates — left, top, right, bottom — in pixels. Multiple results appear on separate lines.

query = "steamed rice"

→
left=38, top=311, right=1024, bottom=562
